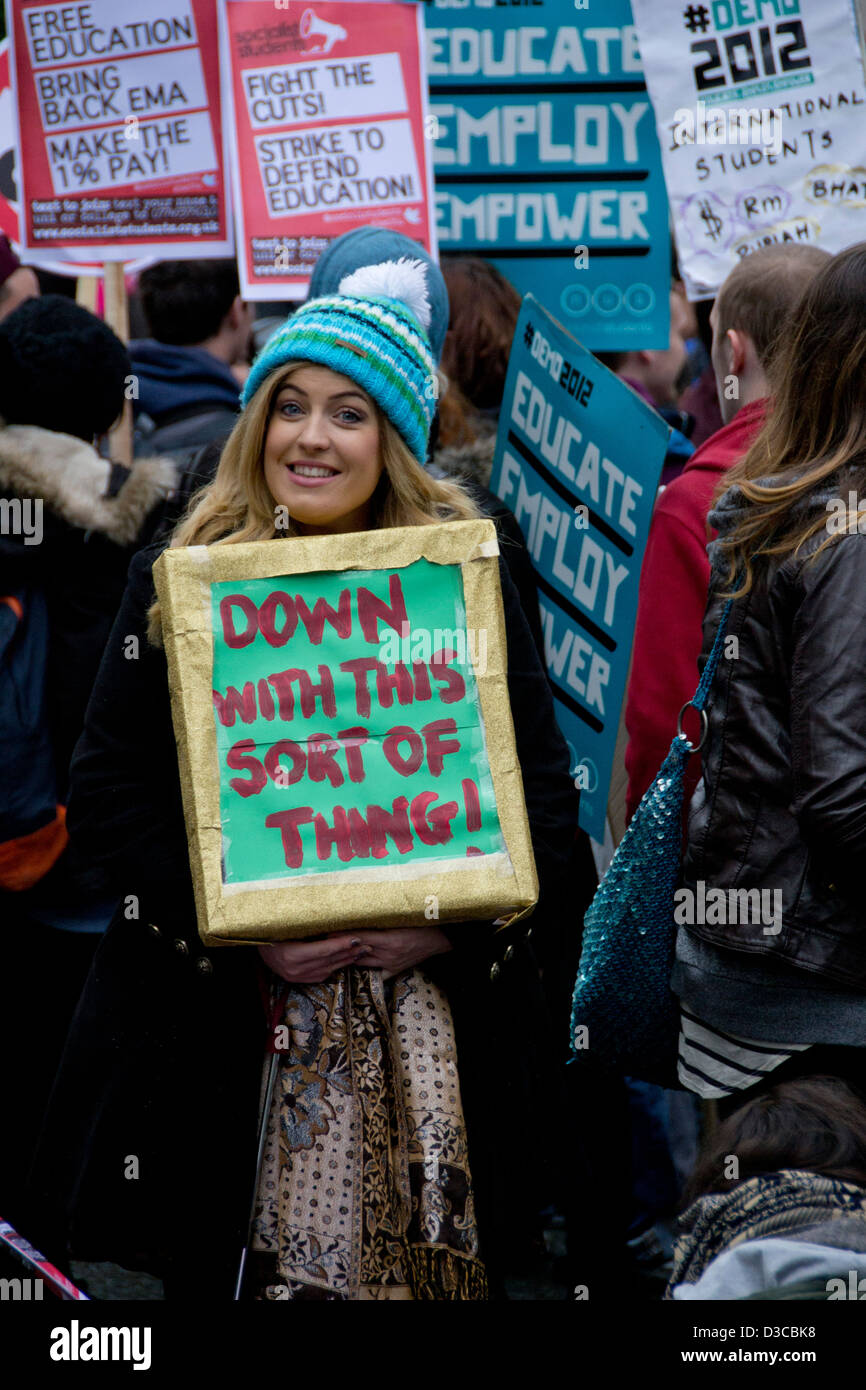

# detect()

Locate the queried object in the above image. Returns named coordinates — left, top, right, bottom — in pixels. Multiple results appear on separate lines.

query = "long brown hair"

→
left=439, top=256, right=521, bottom=411
left=682, top=1076, right=866, bottom=1207
left=147, top=362, right=481, bottom=645
left=715, top=242, right=866, bottom=597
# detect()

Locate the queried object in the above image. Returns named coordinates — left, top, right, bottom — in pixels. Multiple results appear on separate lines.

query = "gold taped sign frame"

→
left=153, top=519, right=539, bottom=945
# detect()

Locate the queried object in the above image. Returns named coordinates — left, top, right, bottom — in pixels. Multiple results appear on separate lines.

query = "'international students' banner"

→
left=7, top=0, right=232, bottom=262
left=426, top=0, right=670, bottom=350
left=221, top=0, right=436, bottom=299
left=632, top=0, right=866, bottom=298
left=154, top=521, right=537, bottom=944
left=489, top=295, right=669, bottom=843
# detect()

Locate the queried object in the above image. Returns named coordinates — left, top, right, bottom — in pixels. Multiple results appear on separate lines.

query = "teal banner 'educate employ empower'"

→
left=210, top=558, right=504, bottom=884
left=426, top=0, right=671, bottom=349
left=490, top=295, right=669, bottom=841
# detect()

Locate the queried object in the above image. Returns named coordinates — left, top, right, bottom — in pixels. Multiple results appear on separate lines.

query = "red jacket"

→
left=624, top=398, right=766, bottom=823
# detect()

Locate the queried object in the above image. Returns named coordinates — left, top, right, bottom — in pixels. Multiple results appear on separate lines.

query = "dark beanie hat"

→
left=0, top=294, right=130, bottom=441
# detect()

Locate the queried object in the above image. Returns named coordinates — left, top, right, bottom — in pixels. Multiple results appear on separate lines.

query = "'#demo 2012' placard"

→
left=490, top=295, right=669, bottom=842
left=154, top=520, right=538, bottom=944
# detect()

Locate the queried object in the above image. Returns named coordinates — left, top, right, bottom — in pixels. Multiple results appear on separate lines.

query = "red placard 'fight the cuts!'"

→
left=221, top=0, right=436, bottom=299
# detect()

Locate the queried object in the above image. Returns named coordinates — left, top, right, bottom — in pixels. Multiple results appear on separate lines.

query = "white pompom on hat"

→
left=337, top=256, right=433, bottom=332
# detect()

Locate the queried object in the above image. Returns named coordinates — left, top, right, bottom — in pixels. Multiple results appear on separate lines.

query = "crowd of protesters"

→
left=3, top=223, right=866, bottom=1302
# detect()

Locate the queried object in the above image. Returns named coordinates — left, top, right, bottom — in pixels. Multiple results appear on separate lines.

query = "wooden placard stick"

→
left=103, top=261, right=133, bottom=466
left=75, top=274, right=99, bottom=314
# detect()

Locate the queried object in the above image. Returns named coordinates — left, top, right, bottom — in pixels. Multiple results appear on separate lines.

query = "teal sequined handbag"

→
left=569, top=599, right=734, bottom=1088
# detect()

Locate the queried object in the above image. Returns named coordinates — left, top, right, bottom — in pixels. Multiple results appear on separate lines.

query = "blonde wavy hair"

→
left=147, top=362, right=481, bottom=644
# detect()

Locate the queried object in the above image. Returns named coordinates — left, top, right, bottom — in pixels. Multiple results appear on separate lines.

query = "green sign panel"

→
left=210, top=558, right=504, bottom=883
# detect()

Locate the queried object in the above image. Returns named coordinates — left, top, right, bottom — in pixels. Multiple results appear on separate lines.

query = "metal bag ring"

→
left=677, top=703, right=708, bottom=752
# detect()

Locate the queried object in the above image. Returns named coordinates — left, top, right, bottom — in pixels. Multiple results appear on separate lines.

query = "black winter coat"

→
left=26, top=537, right=592, bottom=1294
left=683, top=528, right=866, bottom=987
left=0, top=425, right=176, bottom=916
left=0, top=424, right=177, bottom=798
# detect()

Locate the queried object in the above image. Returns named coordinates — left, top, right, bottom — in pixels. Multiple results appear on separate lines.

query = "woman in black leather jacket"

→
left=672, top=243, right=866, bottom=1111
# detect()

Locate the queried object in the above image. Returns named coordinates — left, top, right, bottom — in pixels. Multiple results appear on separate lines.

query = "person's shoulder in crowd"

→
left=129, top=338, right=241, bottom=403
left=0, top=293, right=180, bottom=564
left=0, top=422, right=177, bottom=557
left=129, top=339, right=241, bottom=462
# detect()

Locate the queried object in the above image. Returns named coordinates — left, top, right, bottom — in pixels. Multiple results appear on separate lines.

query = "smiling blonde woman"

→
left=27, top=260, right=583, bottom=1302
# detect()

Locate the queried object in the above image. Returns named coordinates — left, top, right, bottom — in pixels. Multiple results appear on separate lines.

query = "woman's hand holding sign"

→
left=258, top=934, right=370, bottom=983
left=258, top=927, right=452, bottom=983
left=349, top=926, right=453, bottom=979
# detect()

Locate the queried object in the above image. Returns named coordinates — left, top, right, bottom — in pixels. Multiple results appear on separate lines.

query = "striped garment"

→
left=677, top=1005, right=811, bottom=1099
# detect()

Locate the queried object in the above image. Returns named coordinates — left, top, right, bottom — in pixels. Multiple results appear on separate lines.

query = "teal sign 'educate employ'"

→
left=489, top=294, right=669, bottom=842
left=211, top=557, right=503, bottom=883
left=425, top=0, right=671, bottom=349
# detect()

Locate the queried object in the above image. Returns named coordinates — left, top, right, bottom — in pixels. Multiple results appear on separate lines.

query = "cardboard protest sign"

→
left=632, top=0, right=866, bottom=298
left=7, top=0, right=232, bottom=262
left=0, top=37, right=156, bottom=276
left=153, top=520, right=538, bottom=944
left=220, top=0, right=436, bottom=299
left=426, top=0, right=670, bottom=350
left=489, top=295, right=668, bottom=843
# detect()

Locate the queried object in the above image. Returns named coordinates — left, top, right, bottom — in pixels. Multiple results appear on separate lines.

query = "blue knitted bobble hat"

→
left=307, top=229, right=449, bottom=363
left=240, top=258, right=438, bottom=463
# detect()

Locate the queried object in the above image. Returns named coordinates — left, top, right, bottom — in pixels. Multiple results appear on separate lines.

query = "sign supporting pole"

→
left=74, top=275, right=98, bottom=314
left=103, top=261, right=132, bottom=467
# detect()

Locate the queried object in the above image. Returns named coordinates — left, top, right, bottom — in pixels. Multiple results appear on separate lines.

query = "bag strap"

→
left=677, top=596, right=735, bottom=751
left=693, top=597, right=735, bottom=712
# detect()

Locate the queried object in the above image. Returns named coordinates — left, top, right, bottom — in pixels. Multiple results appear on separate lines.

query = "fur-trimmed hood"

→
left=0, top=423, right=178, bottom=547
left=430, top=424, right=497, bottom=490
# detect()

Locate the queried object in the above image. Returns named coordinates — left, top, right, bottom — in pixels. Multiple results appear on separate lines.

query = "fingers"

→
left=258, top=927, right=448, bottom=986
left=303, top=934, right=370, bottom=962
left=262, top=939, right=371, bottom=983
left=261, top=935, right=364, bottom=964
left=322, top=933, right=367, bottom=952
left=319, top=938, right=371, bottom=969
left=348, top=943, right=386, bottom=964
left=316, top=946, right=363, bottom=966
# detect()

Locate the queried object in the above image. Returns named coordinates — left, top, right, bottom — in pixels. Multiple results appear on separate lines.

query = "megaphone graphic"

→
left=300, top=9, right=347, bottom=54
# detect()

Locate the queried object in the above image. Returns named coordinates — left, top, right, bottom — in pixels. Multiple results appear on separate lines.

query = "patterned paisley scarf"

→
left=665, top=1169, right=866, bottom=1297
left=248, top=966, right=488, bottom=1300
